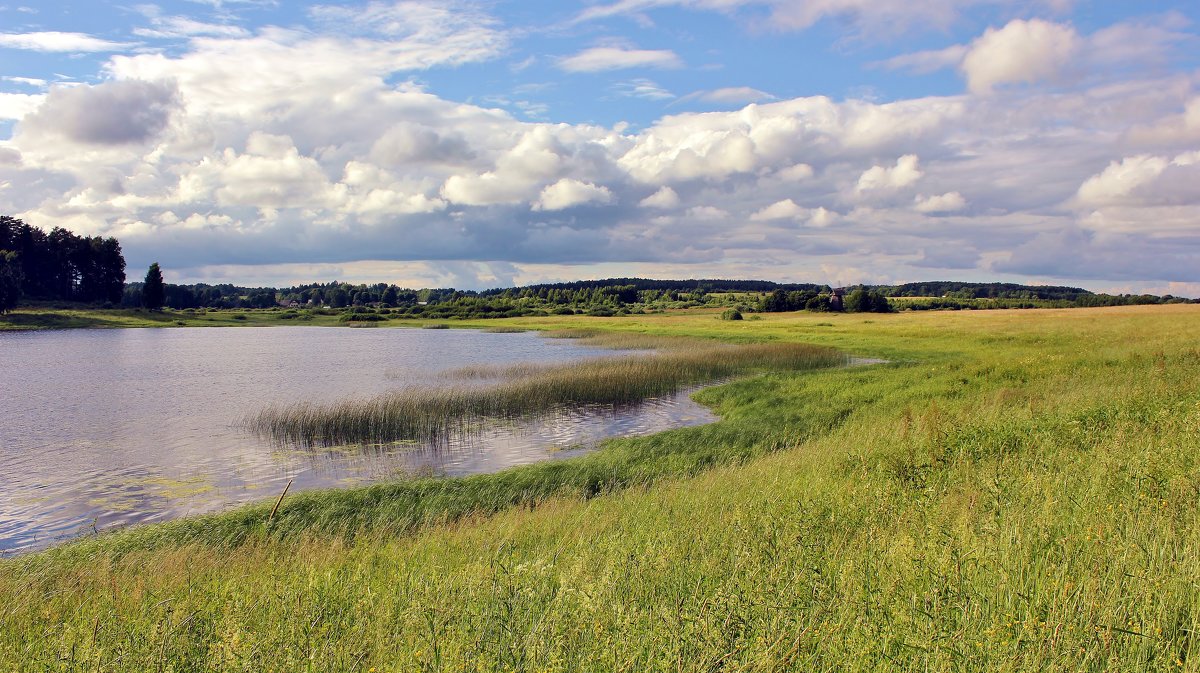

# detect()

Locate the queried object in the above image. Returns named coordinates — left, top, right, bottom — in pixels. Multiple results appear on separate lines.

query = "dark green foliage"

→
left=0, top=250, right=22, bottom=313
left=720, top=308, right=743, bottom=320
left=0, top=215, right=125, bottom=304
left=91, top=270, right=1199, bottom=317
left=141, top=263, right=165, bottom=310
left=884, top=281, right=1091, bottom=301
left=761, top=289, right=837, bottom=313
left=844, top=288, right=891, bottom=313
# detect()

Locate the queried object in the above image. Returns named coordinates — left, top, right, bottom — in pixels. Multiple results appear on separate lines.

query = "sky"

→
left=0, top=0, right=1198, bottom=294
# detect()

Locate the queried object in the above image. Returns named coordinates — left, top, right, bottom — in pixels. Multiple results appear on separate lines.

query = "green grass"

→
left=1, top=305, right=1198, bottom=671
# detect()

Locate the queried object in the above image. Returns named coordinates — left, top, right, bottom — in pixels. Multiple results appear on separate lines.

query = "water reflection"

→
left=0, top=327, right=715, bottom=553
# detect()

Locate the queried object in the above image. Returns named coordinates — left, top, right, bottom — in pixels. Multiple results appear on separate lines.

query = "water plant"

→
left=246, top=341, right=844, bottom=446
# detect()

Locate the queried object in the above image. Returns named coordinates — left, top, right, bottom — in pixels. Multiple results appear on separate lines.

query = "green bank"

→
left=1, top=305, right=1197, bottom=671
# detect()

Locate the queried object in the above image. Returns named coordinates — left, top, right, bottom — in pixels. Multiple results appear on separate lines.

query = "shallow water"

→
left=0, top=327, right=716, bottom=553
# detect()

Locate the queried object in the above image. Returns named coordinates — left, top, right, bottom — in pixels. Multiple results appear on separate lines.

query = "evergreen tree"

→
left=142, top=262, right=165, bottom=310
left=0, top=251, right=21, bottom=313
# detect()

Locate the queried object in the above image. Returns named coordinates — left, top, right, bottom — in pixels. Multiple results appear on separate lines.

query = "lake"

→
left=0, top=326, right=716, bottom=553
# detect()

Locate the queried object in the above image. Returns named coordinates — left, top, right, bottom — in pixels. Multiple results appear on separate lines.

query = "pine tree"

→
left=0, top=251, right=22, bottom=313
left=142, top=262, right=165, bottom=310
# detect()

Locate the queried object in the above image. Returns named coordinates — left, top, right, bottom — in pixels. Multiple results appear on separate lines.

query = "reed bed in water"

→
left=247, top=341, right=845, bottom=446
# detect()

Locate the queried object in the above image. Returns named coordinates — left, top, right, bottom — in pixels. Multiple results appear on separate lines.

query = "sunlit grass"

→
left=1, top=305, right=1198, bottom=671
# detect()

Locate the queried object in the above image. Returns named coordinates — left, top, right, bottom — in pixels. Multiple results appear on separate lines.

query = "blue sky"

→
left=1, top=0, right=1198, bottom=293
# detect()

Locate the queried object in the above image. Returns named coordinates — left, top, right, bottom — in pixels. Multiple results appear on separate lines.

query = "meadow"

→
left=1, top=305, right=1197, bottom=671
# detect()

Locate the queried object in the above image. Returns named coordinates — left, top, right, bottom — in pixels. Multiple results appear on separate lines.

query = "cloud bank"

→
left=0, top=3, right=1196, bottom=294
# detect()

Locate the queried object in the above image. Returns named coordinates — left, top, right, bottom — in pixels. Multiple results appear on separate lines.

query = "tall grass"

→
left=247, top=342, right=844, bottom=446
left=4, top=307, right=1199, bottom=670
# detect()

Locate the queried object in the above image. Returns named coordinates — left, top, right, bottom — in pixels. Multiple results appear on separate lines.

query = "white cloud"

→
left=683, top=87, right=776, bottom=105
left=878, top=45, right=968, bottom=74
left=750, top=199, right=805, bottom=221
left=1074, top=152, right=1200, bottom=211
left=639, top=186, right=680, bottom=208
left=1, top=76, right=48, bottom=88
left=573, top=0, right=1073, bottom=36
left=886, top=16, right=1191, bottom=95
left=686, top=205, right=729, bottom=220
left=0, top=92, right=43, bottom=121
left=961, top=19, right=1081, bottom=94
left=0, top=31, right=133, bottom=52
left=532, top=179, right=614, bottom=211
left=914, top=191, right=967, bottom=213
left=134, top=16, right=251, bottom=38
left=1075, top=155, right=1168, bottom=207
left=1, top=9, right=1198, bottom=290
left=775, top=163, right=814, bottom=181
left=614, top=78, right=675, bottom=100
left=808, top=207, right=839, bottom=227
left=558, top=46, right=683, bottom=73
left=857, top=155, right=922, bottom=192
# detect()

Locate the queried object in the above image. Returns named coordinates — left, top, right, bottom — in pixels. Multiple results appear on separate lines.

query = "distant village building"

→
left=830, top=288, right=845, bottom=312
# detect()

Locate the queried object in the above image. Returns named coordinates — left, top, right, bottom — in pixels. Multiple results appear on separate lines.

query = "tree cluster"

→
left=0, top=216, right=126, bottom=306
left=759, top=287, right=892, bottom=313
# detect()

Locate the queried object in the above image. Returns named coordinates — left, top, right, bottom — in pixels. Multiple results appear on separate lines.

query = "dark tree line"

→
left=883, top=281, right=1091, bottom=301
left=759, top=287, right=892, bottom=313
left=0, top=216, right=126, bottom=306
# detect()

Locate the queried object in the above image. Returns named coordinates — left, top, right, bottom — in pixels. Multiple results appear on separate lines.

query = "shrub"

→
left=721, top=308, right=744, bottom=321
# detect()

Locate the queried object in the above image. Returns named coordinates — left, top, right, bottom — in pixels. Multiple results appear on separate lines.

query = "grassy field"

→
left=0, top=305, right=345, bottom=330
left=1, top=305, right=1198, bottom=671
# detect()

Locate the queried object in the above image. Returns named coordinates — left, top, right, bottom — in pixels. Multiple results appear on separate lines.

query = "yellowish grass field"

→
left=1, top=305, right=1197, bottom=671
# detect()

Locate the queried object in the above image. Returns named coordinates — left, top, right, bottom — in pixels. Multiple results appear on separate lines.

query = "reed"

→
left=246, top=342, right=845, bottom=446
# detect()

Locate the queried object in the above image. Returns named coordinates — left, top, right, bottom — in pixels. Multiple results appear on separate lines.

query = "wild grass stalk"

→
left=247, top=342, right=844, bottom=446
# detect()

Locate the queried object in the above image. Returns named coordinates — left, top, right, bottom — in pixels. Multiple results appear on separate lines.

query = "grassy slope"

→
left=2, top=306, right=1199, bottom=671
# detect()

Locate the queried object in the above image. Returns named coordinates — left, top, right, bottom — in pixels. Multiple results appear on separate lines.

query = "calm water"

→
left=0, top=327, right=716, bottom=553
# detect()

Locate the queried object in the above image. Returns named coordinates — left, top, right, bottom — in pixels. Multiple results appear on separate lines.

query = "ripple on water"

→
left=0, top=327, right=717, bottom=554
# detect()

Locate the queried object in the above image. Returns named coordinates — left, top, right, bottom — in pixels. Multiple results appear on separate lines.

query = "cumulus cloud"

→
left=558, top=46, right=683, bottom=72
left=750, top=199, right=805, bottom=221
left=0, top=7, right=1197, bottom=290
left=775, top=164, right=815, bottom=181
left=961, top=19, right=1080, bottom=94
left=0, top=31, right=132, bottom=52
left=532, top=179, right=614, bottom=211
left=639, top=186, right=680, bottom=208
left=885, top=16, right=1192, bottom=95
left=808, top=207, right=839, bottom=228
left=0, top=92, right=43, bottom=121
left=1075, top=155, right=1168, bottom=207
left=857, top=155, right=922, bottom=192
left=914, top=191, right=967, bottom=212
left=1074, top=152, right=1200, bottom=210
left=19, top=80, right=178, bottom=145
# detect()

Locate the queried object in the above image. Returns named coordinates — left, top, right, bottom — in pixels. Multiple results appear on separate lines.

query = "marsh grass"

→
left=247, top=341, right=844, bottom=446
left=5, top=307, right=1200, bottom=671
